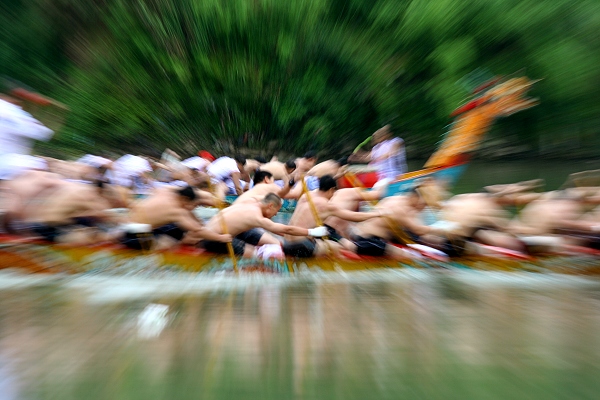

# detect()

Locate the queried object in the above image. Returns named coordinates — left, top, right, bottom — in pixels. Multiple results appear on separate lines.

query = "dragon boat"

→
left=6, top=76, right=587, bottom=277
left=339, top=76, right=539, bottom=196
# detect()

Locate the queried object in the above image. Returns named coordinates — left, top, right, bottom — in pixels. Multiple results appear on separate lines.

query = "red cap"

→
left=198, top=150, right=216, bottom=162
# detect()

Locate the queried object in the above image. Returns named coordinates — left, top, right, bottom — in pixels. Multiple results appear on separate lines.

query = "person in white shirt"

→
left=370, top=125, right=407, bottom=187
left=0, top=95, right=54, bottom=182
left=207, top=155, right=247, bottom=196
left=105, top=154, right=153, bottom=196
left=0, top=95, right=54, bottom=157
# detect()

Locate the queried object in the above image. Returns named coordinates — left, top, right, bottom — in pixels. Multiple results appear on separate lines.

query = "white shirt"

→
left=371, top=137, right=407, bottom=180
left=0, top=99, right=54, bottom=155
left=182, top=156, right=209, bottom=171
left=207, top=157, right=239, bottom=181
left=0, top=153, right=48, bottom=180
left=106, top=155, right=152, bottom=187
left=78, top=154, right=111, bottom=168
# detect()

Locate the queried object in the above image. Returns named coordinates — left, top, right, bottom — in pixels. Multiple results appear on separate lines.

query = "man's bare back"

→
left=26, top=181, right=109, bottom=225
left=306, top=160, right=341, bottom=179
left=258, top=161, right=289, bottom=180
left=233, top=183, right=287, bottom=205
left=324, top=188, right=381, bottom=238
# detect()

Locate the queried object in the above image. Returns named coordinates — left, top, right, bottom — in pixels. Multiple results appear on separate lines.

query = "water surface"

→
left=1, top=271, right=600, bottom=400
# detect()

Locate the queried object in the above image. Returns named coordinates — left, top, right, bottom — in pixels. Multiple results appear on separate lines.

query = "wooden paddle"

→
left=300, top=176, right=333, bottom=255
left=207, top=180, right=238, bottom=272
left=218, top=204, right=238, bottom=272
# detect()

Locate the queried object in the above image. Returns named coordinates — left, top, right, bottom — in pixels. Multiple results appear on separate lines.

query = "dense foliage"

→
left=1, top=0, right=599, bottom=158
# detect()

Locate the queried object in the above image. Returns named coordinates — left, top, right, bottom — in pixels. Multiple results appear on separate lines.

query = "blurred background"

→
left=1, top=0, right=599, bottom=161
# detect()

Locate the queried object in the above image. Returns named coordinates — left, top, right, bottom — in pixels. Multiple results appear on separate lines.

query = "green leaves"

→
left=3, top=0, right=600, bottom=157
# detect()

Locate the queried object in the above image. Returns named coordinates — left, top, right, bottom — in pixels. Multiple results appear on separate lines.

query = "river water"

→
left=410, top=159, right=600, bottom=193
left=1, top=271, right=600, bottom=399
left=2, top=160, right=600, bottom=399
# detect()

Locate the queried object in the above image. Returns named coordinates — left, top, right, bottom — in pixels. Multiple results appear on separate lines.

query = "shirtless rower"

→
left=200, top=193, right=329, bottom=258
left=244, top=157, right=266, bottom=178
left=438, top=192, right=525, bottom=254
left=282, top=175, right=384, bottom=258
left=323, top=185, right=385, bottom=239
left=349, top=189, right=447, bottom=259
left=294, top=151, right=317, bottom=178
left=504, top=190, right=600, bottom=252
left=232, top=170, right=292, bottom=205
left=22, top=181, right=118, bottom=245
left=258, top=160, right=296, bottom=182
left=287, top=157, right=349, bottom=198
left=121, top=185, right=231, bottom=250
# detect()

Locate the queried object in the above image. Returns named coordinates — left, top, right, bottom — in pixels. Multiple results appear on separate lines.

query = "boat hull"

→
left=1, top=237, right=600, bottom=276
left=337, top=164, right=467, bottom=196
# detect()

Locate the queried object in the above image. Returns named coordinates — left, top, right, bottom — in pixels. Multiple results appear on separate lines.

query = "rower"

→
left=256, top=160, right=296, bottom=186
left=22, top=180, right=118, bottom=245
left=282, top=175, right=384, bottom=258
left=232, top=170, right=293, bottom=205
left=351, top=189, right=453, bottom=259
left=294, top=151, right=317, bottom=178
left=438, top=192, right=526, bottom=254
left=287, top=157, right=349, bottom=198
left=0, top=155, right=66, bottom=233
left=323, top=184, right=386, bottom=239
left=121, top=185, right=231, bottom=250
left=201, top=193, right=329, bottom=258
left=207, top=155, right=247, bottom=196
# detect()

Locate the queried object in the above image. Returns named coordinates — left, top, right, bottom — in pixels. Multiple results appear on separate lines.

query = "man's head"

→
left=254, top=156, right=268, bottom=164
left=253, top=170, right=274, bottom=186
left=408, top=186, right=427, bottom=211
left=373, top=125, right=392, bottom=144
left=177, top=185, right=198, bottom=210
left=261, top=192, right=283, bottom=218
left=234, top=154, right=247, bottom=170
left=319, top=174, right=337, bottom=199
left=336, top=156, right=349, bottom=167
left=303, top=151, right=317, bottom=160
left=285, top=160, right=297, bottom=175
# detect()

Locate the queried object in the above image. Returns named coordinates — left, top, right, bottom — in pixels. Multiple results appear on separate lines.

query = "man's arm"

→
left=328, top=203, right=381, bottom=222
left=257, top=218, right=309, bottom=236
left=283, top=182, right=304, bottom=199
left=175, top=209, right=209, bottom=232
left=195, top=190, right=218, bottom=207
left=196, top=226, right=232, bottom=242
left=256, top=217, right=328, bottom=238
left=231, top=172, right=243, bottom=195
left=177, top=210, right=231, bottom=242
left=276, top=177, right=293, bottom=198
left=400, top=214, right=436, bottom=237
left=357, top=188, right=382, bottom=202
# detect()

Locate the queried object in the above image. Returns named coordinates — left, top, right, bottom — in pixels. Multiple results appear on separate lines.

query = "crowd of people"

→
left=3, top=93, right=600, bottom=261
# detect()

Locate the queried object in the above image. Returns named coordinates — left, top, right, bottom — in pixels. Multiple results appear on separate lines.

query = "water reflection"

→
left=1, top=273, right=600, bottom=399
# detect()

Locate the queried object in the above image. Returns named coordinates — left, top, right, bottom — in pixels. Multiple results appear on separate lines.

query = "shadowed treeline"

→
left=1, top=0, right=599, bottom=158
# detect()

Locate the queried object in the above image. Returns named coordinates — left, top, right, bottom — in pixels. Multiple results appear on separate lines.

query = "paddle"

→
left=217, top=204, right=238, bottom=272
left=207, top=180, right=238, bottom=272
left=300, top=176, right=333, bottom=255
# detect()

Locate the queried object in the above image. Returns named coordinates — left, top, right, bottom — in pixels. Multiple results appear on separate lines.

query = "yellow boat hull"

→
left=2, top=238, right=600, bottom=276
